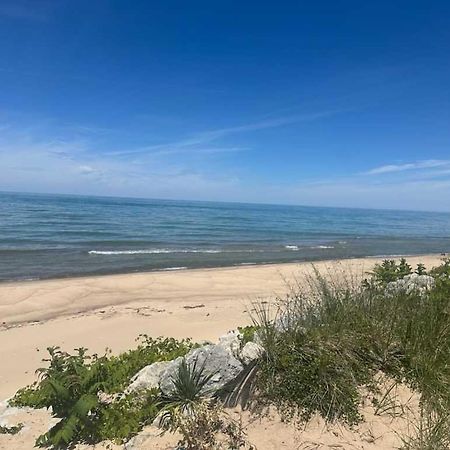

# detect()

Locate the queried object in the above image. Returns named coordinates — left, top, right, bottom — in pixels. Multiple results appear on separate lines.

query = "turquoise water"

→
left=1, top=191, right=450, bottom=281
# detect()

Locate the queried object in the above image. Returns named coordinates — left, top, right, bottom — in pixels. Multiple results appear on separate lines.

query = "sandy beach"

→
left=0, top=255, right=446, bottom=449
left=0, top=254, right=444, bottom=401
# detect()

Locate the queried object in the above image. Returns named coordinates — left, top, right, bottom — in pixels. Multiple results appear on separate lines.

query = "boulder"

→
left=126, top=361, right=171, bottom=393
left=159, top=345, right=244, bottom=395
left=385, top=274, right=435, bottom=297
left=126, top=344, right=244, bottom=397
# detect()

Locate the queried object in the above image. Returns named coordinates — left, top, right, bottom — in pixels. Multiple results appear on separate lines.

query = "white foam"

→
left=311, top=245, right=334, bottom=249
left=161, top=266, right=188, bottom=271
left=89, top=250, right=164, bottom=255
left=285, top=245, right=299, bottom=251
left=88, top=248, right=268, bottom=255
left=88, top=249, right=222, bottom=255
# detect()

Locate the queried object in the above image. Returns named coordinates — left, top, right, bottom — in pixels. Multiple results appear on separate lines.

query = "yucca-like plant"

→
left=160, top=358, right=215, bottom=424
left=160, top=359, right=254, bottom=449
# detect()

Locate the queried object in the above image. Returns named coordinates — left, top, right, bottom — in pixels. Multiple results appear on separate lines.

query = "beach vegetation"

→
left=160, top=358, right=216, bottom=421
left=250, top=259, right=450, bottom=446
left=400, top=408, right=450, bottom=450
left=162, top=399, right=254, bottom=450
left=9, top=258, right=450, bottom=449
left=11, top=336, right=193, bottom=448
left=237, top=325, right=258, bottom=346
left=160, top=360, right=254, bottom=449
left=363, top=257, right=415, bottom=287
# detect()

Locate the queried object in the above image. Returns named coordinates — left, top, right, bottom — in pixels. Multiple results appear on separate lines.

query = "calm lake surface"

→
left=1, top=191, right=450, bottom=281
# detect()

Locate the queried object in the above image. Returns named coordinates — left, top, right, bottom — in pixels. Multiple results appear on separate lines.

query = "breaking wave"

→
left=88, top=249, right=223, bottom=255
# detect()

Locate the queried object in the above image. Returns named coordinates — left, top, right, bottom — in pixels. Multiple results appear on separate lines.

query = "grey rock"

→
left=126, top=334, right=247, bottom=397
left=124, top=429, right=160, bottom=449
left=240, top=341, right=264, bottom=365
left=217, top=329, right=242, bottom=356
left=126, top=361, right=171, bottom=393
left=386, top=274, right=435, bottom=297
left=0, top=399, right=27, bottom=428
left=159, top=344, right=243, bottom=395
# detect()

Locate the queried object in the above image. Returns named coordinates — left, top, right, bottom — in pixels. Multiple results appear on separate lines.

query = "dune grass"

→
left=251, top=259, right=450, bottom=447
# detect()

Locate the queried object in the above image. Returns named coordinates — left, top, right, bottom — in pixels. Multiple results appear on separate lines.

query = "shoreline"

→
left=0, top=250, right=445, bottom=286
left=0, top=253, right=445, bottom=325
left=0, top=254, right=444, bottom=399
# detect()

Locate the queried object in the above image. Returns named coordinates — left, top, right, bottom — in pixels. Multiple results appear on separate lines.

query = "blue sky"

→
left=1, top=1, right=450, bottom=211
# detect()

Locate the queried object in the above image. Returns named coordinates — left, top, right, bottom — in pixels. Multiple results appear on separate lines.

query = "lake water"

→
left=1, top=191, right=449, bottom=281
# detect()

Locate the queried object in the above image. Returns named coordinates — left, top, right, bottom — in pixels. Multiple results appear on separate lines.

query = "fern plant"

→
left=11, top=337, right=193, bottom=448
left=27, top=347, right=107, bottom=448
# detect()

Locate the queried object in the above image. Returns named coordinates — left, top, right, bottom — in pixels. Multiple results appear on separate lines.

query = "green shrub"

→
left=364, top=258, right=415, bottom=288
left=237, top=325, right=258, bottom=346
left=95, top=391, right=160, bottom=443
left=11, top=336, right=193, bottom=448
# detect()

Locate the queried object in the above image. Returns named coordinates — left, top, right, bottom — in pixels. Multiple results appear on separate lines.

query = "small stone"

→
left=240, top=341, right=264, bottom=365
left=217, top=330, right=242, bottom=357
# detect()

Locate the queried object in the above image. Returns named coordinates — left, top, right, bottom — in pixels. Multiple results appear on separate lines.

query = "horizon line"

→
left=1, top=188, right=449, bottom=215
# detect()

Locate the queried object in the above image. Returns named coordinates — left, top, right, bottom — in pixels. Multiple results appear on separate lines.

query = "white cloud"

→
left=107, top=110, right=338, bottom=158
left=78, top=165, right=98, bottom=174
left=365, top=160, right=450, bottom=175
left=0, top=126, right=242, bottom=200
left=2, top=120, right=450, bottom=212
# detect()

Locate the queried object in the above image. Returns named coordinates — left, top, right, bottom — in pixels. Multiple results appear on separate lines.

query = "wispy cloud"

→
left=206, top=111, right=337, bottom=135
left=365, top=160, right=450, bottom=175
left=0, top=124, right=243, bottom=200
left=108, top=110, right=337, bottom=157
left=3, top=114, right=450, bottom=211
left=148, top=146, right=248, bottom=157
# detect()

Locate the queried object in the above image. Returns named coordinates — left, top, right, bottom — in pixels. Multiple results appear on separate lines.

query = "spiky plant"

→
left=160, top=358, right=215, bottom=421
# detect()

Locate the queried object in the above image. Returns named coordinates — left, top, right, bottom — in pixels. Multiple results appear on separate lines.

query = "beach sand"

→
left=0, top=254, right=445, bottom=449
